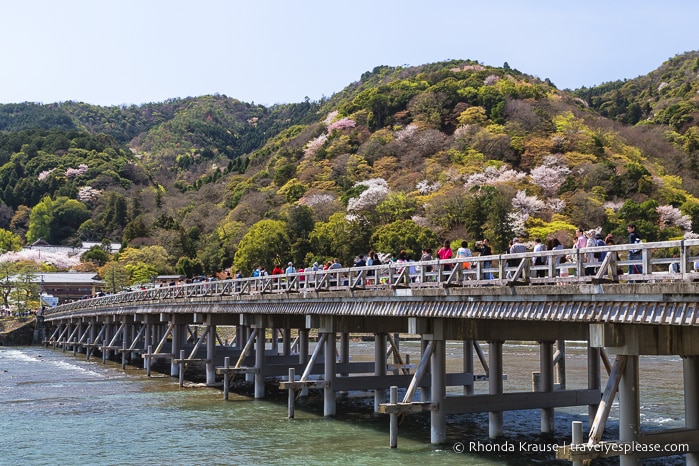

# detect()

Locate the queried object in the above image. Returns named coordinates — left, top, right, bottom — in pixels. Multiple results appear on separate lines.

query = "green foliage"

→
left=370, top=220, right=439, bottom=257
left=81, top=245, right=110, bottom=266
left=234, top=219, right=290, bottom=275
left=98, top=261, right=130, bottom=293
left=0, top=228, right=21, bottom=253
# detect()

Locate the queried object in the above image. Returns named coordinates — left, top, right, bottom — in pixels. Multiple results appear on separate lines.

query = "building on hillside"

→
left=81, top=241, right=122, bottom=254
left=36, top=272, right=105, bottom=303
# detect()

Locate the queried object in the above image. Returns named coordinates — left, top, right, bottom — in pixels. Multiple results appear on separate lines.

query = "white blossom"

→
left=38, top=168, right=56, bottom=181
left=299, top=193, right=335, bottom=208
left=529, top=155, right=571, bottom=197
left=603, top=201, right=624, bottom=212
left=78, top=186, right=102, bottom=203
left=511, top=190, right=545, bottom=216
left=347, top=178, right=389, bottom=212
left=465, top=166, right=526, bottom=189
left=546, top=198, right=566, bottom=213
left=395, top=123, right=419, bottom=142
left=0, top=249, right=81, bottom=269
left=657, top=205, right=692, bottom=231
left=65, top=164, right=88, bottom=178
left=508, top=211, right=528, bottom=237
left=416, top=179, right=441, bottom=194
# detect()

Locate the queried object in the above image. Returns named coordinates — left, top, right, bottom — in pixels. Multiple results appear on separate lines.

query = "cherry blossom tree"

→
left=346, top=178, right=389, bottom=214
left=303, top=134, right=328, bottom=158
left=327, top=117, right=356, bottom=134
left=657, top=205, right=692, bottom=231
left=465, top=166, right=526, bottom=190
left=529, top=155, right=571, bottom=197
left=65, top=164, right=89, bottom=178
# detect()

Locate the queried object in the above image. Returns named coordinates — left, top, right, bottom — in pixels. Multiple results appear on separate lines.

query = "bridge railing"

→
left=43, top=239, right=699, bottom=317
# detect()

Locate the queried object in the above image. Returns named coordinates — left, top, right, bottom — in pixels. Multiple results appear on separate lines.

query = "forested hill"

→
left=0, top=52, right=698, bottom=287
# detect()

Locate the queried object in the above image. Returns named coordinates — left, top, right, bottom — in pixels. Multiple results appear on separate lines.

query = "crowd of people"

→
left=229, top=224, right=645, bottom=284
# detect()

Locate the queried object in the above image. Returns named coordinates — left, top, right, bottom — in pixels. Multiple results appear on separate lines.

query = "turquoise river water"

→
left=0, top=342, right=688, bottom=465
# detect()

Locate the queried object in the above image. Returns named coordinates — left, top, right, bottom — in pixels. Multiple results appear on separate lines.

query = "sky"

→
left=1, top=0, right=697, bottom=107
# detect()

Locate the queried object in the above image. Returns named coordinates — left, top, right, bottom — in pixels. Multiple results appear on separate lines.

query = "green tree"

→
left=81, top=245, right=111, bottom=266
left=98, top=261, right=130, bottom=293
left=375, top=192, right=417, bottom=223
left=0, top=228, right=22, bottom=253
left=26, top=195, right=54, bottom=243
left=309, top=212, right=368, bottom=266
left=370, top=220, right=439, bottom=257
left=234, top=219, right=289, bottom=275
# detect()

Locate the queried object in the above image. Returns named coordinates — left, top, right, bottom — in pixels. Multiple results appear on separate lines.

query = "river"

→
left=0, top=342, right=687, bottom=465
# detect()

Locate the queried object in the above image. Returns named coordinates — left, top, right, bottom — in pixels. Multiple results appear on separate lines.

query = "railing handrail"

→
left=42, top=239, right=699, bottom=317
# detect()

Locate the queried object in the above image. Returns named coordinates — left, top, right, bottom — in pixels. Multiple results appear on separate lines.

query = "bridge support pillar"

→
left=324, top=332, right=336, bottom=416
left=540, top=340, right=554, bottom=433
left=206, top=323, right=216, bottom=386
left=619, top=355, right=639, bottom=466
left=340, top=332, right=350, bottom=378
left=374, top=333, right=387, bottom=411
left=489, top=340, right=504, bottom=439
left=419, top=338, right=431, bottom=402
left=587, top=344, right=601, bottom=428
left=143, top=324, right=151, bottom=368
left=283, top=327, right=291, bottom=356
left=430, top=338, right=446, bottom=444
left=463, top=339, right=474, bottom=395
left=170, top=324, right=181, bottom=377
left=255, top=327, right=266, bottom=399
left=685, top=356, right=699, bottom=466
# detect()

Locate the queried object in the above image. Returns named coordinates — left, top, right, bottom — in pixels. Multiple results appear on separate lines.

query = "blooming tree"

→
left=78, top=186, right=102, bottom=203
left=657, top=205, right=692, bottom=231
left=65, top=164, right=89, bottom=178
left=323, top=110, right=339, bottom=126
left=529, top=155, right=571, bottom=197
left=511, top=190, right=545, bottom=216
left=395, top=123, right=419, bottom=142
left=416, top=179, right=441, bottom=195
left=303, top=134, right=328, bottom=158
left=0, top=249, right=81, bottom=269
left=38, top=168, right=56, bottom=181
left=464, top=166, right=526, bottom=190
left=327, top=117, right=356, bottom=134
left=347, top=178, right=389, bottom=213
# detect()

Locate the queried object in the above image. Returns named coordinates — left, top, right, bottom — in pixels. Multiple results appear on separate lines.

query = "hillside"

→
left=0, top=53, right=698, bottom=283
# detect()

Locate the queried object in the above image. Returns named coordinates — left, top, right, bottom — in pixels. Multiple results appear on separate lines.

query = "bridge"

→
left=42, top=239, right=699, bottom=464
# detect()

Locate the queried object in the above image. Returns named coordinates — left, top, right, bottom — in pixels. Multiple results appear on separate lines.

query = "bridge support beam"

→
left=463, top=339, right=474, bottom=395
left=324, top=332, right=337, bottom=416
left=489, top=340, right=504, bottom=439
left=340, top=332, right=350, bottom=378
left=619, top=355, right=639, bottom=466
left=430, top=338, right=446, bottom=444
left=206, top=323, right=216, bottom=386
left=587, top=343, right=601, bottom=427
left=685, top=356, right=699, bottom=466
left=540, top=341, right=555, bottom=433
left=170, top=323, right=181, bottom=377
left=255, top=327, right=265, bottom=399
left=374, top=333, right=387, bottom=412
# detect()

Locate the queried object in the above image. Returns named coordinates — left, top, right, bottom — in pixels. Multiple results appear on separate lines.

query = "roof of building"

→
left=35, top=272, right=104, bottom=285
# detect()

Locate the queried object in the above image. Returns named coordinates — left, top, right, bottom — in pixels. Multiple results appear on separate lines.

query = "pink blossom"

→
left=327, top=117, right=356, bottom=134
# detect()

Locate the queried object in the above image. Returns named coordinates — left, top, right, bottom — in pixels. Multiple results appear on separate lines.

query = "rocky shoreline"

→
left=0, top=318, right=36, bottom=346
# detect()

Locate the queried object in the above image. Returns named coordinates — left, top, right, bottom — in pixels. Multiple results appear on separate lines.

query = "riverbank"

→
left=0, top=317, right=35, bottom=345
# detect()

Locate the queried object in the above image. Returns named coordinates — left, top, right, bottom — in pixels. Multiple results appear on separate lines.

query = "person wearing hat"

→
left=285, top=262, right=296, bottom=274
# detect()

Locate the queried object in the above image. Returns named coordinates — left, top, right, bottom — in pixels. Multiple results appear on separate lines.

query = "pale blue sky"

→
left=1, top=0, right=696, bottom=107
